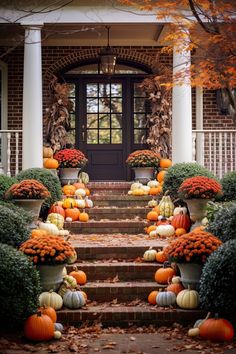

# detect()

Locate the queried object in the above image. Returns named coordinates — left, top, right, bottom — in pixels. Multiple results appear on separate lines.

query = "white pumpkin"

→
left=65, top=217, right=73, bottom=222
left=148, top=199, right=158, bottom=208
left=38, top=221, right=59, bottom=235
left=85, top=197, right=93, bottom=208
left=75, top=188, right=86, bottom=197
left=58, top=229, right=70, bottom=237
left=156, top=290, right=176, bottom=307
left=172, top=276, right=181, bottom=284
left=142, top=185, right=151, bottom=195
left=156, top=224, right=175, bottom=237
left=46, top=213, right=64, bottom=230
left=128, top=190, right=133, bottom=195
left=143, top=248, right=157, bottom=262
left=63, top=290, right=86, bottom=309
left=39, top=290, right=63, bottom=310
left=75, top=199, right=86, bottom=209
left=173, top=206, right=188, bottom=215
left=188, top=328, right=200, bottom=337
left=176, top=286, right=199, bottom=309
left=130, top=182, right=143, bottom=191
left=147, top=180, right=159, bottom=188
left=149, top=230, right=157, bottom=237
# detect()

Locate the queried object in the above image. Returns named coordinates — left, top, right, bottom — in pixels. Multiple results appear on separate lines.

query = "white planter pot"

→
left=36, top=264, right=65, bottom=291
left=59, top=167, right=81, bottom=185
left=177, top=263, right=203, bottom=290
left=133, top=167, right=154, bottom=183
left=185, top=198, right=211, bottom=230
left=13, top=199, right=44, bottom=229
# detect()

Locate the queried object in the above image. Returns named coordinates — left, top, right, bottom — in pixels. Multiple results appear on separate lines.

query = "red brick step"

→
left=90, top=195, right=153, bottom=207
left=65, top=220, right=147, bottom=234
left=86, top=206, right=150, bottom=220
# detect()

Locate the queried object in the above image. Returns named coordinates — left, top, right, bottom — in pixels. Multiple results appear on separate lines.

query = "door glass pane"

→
left=111, top=98, right=122, bottom=113
left=111, top=83, right=122, bottom=97
left=99, top=98, right=110, bottom=113
left=134, top=98, right=146, bottom=112
left=111, top=130, right=122, bottom=144
left=134, top=114, right=146, bottom=128
left=99, top=114, right=110, bottom=128
left=70, top=113, right=76, bottom=129
left=99, top=83, right=110, bottom=97
left=111, top=114, right=122, bottom=128
left=87, top=130, right=98, bottom=144
left=99, top=130, right=110, bottom=144
left=66, top=129, right=75, bottom=146
left=68, top=84, right=75, bottom=96
left=134, top=83, right=146, bottom=97
left=134, top=129, right=146, bottom=143
left=87, top=114, right=98, bottom=128
left=87, top=98, right=98, bottom=112
left=87, top=84, right=98, bottom=97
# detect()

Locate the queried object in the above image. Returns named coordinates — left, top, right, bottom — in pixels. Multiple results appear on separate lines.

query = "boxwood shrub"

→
left=0, top=200, right=33, bottom=225
left=199, top=239, right=236, bottom=314
left=163, top=162, right=218, bottom=199
left=221, top=171, right=236, bottom=202
left=0, top=175, right=16, bottom=200
left=16, top=168, right=62, bottom=218
left=206, top=203, right=236, bottom=242
left=0, top=243, right=41, bottom=328
left=0, top=205, right=30, bottom=247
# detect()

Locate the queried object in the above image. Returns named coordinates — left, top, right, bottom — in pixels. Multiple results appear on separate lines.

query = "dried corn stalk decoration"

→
left=44, top=75, right=73, bottom=152
left=140, top=71, right=172, bottom=158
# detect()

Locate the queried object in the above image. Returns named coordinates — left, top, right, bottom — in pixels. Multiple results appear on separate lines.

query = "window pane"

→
left=111, top=114, right=122, bottom=128
left=134, top=98, right=146, bottom=112
left=134, top=83, right=146, bottom=97
left=111, top=98, right=122, bottom=113
left=99, top=83, right=110, bottom=97
left=87, top=130, right=98, bottom=144
left=69, top=98, right=75, bottom=112
left=70, top=113, right=76, bottom=129
left=134, top=114, right=146, bottom=128
left=86, top=84, right=98, bottom=97
left=99, top=130, right=110, bottom=144
left=87, top=114, right=98, bottom=128
left=99, top=98, right=110, bottom=113
left=87, top=98, right=98, bottom=113
left=112, top=130, right=122, bottom=144
left=111, top=83, right=122, bottom=97
left=66, top=129, right=75, bottom=146
left=134, top=129, right=146, bottom=143
left=99, top=114, right=110, bottom=128
left=68, top=84, right=75, bottom=96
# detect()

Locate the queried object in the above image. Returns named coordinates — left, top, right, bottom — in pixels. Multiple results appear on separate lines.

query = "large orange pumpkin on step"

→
left=171, top=212, right=191, bottom=231
left=24, top=312, right=54, bottom=341
left=69, top=269, right=87, bottom=285
left=166, top=283, right=184, bottom=295
left=147, top=210, right=159, bottom=221
left=65, top=207, right=80, bottom=221
left=199, top=315, right=234, bottom=342
left=79, top=212, right=89, bottom=222
left=154, top=262, right=175, bottom=284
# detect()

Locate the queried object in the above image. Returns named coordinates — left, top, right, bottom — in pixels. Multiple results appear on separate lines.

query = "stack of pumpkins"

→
left=23, top=267, right=88, bottom=342
left=43, top=146, right=59, bottom=170
left=146, top=193, right=191, bottom=238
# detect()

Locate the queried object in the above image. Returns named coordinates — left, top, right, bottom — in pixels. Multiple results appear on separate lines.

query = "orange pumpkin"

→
left=155, top=250, right=168, bottom=263
left=147, top=210, right=159, bottom=221
left=149, top=186, right=162, bottom=195
left=159, top=159, right=172, bottom=169
left=62, top=184, right=76, bottom=196
left=65, top=207, right=80, bottom=221
left=146, top=225, right=157, bottom=234
left=38, top=305, right=57, bottom=323
left=156, top=170, right=167, bottom=183
left=148, top=290, right=159, bottom=305
left=43, top=158, right=59, bottom=169
left=85, top=188, right=90, bottom=196
left=152, top=205, right=160, bottom=215
left=79, top=212, right=89, bottom=222
left=175, top=228, right=187, bottom=237
left=154, top=262, right=175, bottom=284
left=166, top=283, right=184, bottom=295
left=24, top=312, right=54, bottom=341
left=69, top=269, right=87, bottom=285
left=31, top=229, right=47, bottom=238
left=171, top=212, right=191, bottom=231
left=73, top=182, right=85, bottom=190
left=48, top=203, right=65, bottom=218
left=81, top=291, right=88, bottom=301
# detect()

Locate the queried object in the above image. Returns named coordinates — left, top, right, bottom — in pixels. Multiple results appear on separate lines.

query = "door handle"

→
left=82, top=131, right=85, bottom=142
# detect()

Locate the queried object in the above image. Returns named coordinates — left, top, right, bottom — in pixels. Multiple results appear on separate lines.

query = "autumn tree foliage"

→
left=120, top=0, right=236, bottom=123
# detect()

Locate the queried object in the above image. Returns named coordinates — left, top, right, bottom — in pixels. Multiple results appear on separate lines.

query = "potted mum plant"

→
left=126, top=149, right=160, bottom=182
left=4, top=179, right=50, bottom=228
left=54, top=148, right=88, bottom=185
left=19, top=235, right=76, bottom=291
left=163, top=229, right=222, bottom=290
left=178, top=176, right=222, bottom=229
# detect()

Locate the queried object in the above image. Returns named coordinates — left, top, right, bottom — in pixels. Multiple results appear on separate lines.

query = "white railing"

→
left=0, top=130, right=22, bottom=176
left=192, top=130, right=236, bottom=178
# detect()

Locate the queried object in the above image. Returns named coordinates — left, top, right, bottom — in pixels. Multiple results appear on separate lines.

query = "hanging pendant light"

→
left=99, top=26, right=116, bottom=75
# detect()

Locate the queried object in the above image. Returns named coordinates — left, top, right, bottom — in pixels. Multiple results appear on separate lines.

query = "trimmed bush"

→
left=0, top=243, right=41, bottom=328
left=221, top=171, right=236, bottom=202
left=199, top=239, right=236, bottom=314
left=0, top=200, right=33, bottom=225
left=206, top=203, right=236, bottom=242
left=0, top=205, right=30, bottom=247
left=163, top=162, right=218, bottom=199
left=0, top=175, right=16, bottom=200
left=16, top=168, right=62, bottom=218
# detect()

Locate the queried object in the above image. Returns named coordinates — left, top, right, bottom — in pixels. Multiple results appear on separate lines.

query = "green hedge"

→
left=221, top=171, right=236, bottom=202
left=0, top=175, right=16, bottom=200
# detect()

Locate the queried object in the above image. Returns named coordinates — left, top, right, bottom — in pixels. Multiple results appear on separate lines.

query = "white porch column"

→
left=22, top=25, right=43, bottom=170
left=172, top=40, right=192, bottom=163
left=196, top=87, right=204, bottom=165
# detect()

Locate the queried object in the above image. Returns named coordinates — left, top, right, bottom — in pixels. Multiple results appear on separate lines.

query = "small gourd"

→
left=176, top=286, right=199, bottom=309
left=149, top=230, right=157, bottom=238
left=75, top=199, right=86, bottom=209
left=63, top=290, right=86, bottom=309
left=85, top=197, right=93, bottom=208
left=54, top=322, right=64, bottom=332
left=148, top=199, right=158, bottom=208
left=173, top=206, right=188, bottom=215
left=156, top=290, right=176, bottom=307
left=159, top=192, right=174, bottom=217
left=188, top=328, right=200, bottom=337
left=147, top=180, right=159, bottom=188
left=142, top=185, right=151, bottom=195
left=143, top=248, right=157, bottom=262
left=78, top=171, right=89, bottom=184
left=54, top=331, right=62, bottom=339
left=132, top=188, right=145, bottom=196
left=63, top=275, right=77, bottom=288
left=75, top=188, right=86, bottom=198
left=130, top=182, right=143, bottom=191
left=58, top=229, right=70, bottom=237
left=171, top=276, right=181, bottom=284
left=65, top=217, right=73, bottom=222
